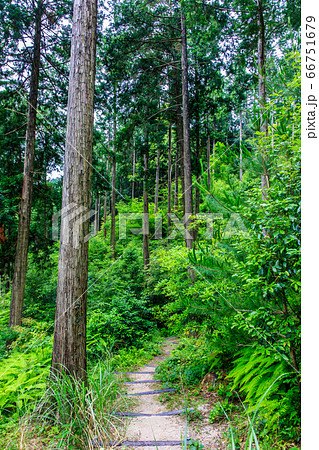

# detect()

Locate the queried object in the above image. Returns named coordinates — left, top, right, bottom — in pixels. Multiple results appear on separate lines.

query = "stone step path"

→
left=118, top=337, right=191, bottom=450
left=127, top=388, right=176, bottom=396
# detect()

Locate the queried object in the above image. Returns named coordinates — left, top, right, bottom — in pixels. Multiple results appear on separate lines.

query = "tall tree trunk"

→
left=239, top=110, right=243, bottom=181
left=257, top=0, right=270, bottom=238
left=154, top=147, right=160, bottom=214
left=111, top=122, right=116, bottom=260
left=132, top=136, right=136, bottom=199
left=103, top=190, right=107, bottom=238
left=9, top=1, right=43, bottom=327
left=194, top=63, right=200, bottom=217
left=175, top=68, right=185, bottom=215
left=206, top=113, right=211, bottom=191
left=257, top=0, right=269, bottom=192
left=51, top=0, right=97, bottom=381
left=94, top=197, right=98, bottom=235
left=111, top=88, right=117, bottom=259
left=212, top=116, right=216, bottom=181
left=143, top=129, right=150, bottom=268
left=167, top=123, right=172, bottom=235
left=44, top=168, right=48, bottom=241
left=94, top=195, right=100, bottom=235
left=174, top=143, right=179, bottom=211
left=181, top=12, right=194, bottom=250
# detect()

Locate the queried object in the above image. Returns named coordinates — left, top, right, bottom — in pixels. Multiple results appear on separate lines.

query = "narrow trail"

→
left=120, top=337, right=187, bottom=449
left=115, top=337, right=227, bottom=450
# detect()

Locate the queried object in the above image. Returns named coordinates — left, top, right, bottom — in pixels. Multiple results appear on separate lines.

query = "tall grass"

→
left=26, top=359, right=133, bottom=449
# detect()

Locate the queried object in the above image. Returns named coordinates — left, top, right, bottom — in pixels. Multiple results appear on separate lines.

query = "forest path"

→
left=117, top=337, right=227, bottom=450
left=120, top=337, right=187, bottom=449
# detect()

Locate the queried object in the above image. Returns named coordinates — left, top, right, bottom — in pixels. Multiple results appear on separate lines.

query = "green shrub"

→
left=156, top=338, right=211, bottom=387
left=87, top=292, right=155, bottom=360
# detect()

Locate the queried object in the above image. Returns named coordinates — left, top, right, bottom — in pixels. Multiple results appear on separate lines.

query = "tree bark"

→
left=103, top=190, right=107, bottom=238
left=206, top=113, right=211, bottom=191
left=111, top=88, right=117, bottom=259
left=94, top=196, right=99, bottom=235
left=174, top=143, right=179, bottom=211
left=239, top=110, right=243, bottom=181
left=111, top=130, right=116, bottom=259
left=194, top=64, right=200, bottom=217
left=257, top=0, right=269, bottom=192
left=212, top=116, right=216, bottom=180
left=167, top=123, right=172, bottom=235
left=181, top=12, right=194, bottom=250
left=143, top=129, right=150, bottom=269
left=9, top=1, right=43, bottom=327
left=51, top=0, right=97, bottom=381
left=257, top=0, right=270, bottom=238
left=154, top=146, right=160, bottom=214
left=175, top=68, right=185, bottom=215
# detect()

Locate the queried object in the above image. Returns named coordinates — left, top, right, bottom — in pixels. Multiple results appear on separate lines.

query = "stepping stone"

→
left=92, top=438, right=190, bottom=447
left=144, top=364, right=157, bottom=367
left=127, top=388, right=176, bottom=396
left=115, top=371, right=156, bottom=374
left=117, top=439, right=189, bottom=447
left=115, top=408, right=193, bottom=417
left=124, top=380, right=160, bottom=384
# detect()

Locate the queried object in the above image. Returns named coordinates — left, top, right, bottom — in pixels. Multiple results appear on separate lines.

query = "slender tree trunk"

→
left=206, top=113, right=211, bottom=191
left=167, top=123, right=172, bottom=235
left=174, top=143, right=179, bottom=211
left=9, top=1, right=43, bottom=327
left=239, top=110, right=243, bottom=181
left=257, top=0, right=269, bottom=192
left=44, top=169, right=48, bottom=241
left=132, top=137, right=136, bottom=199
left=51, top=0, right=97, bottom=381
left=94, top=195, right=100, bottom=235
left=175, top=68, right=185, bottom=215
left=111, top=123, right=116, bottom=260
left=94, top=197, right=98, bottom=235
left=110, top=87, right=117, bottom=259
left=194, top=64, right=200, bottom=217
left=257, top=0, right=270, bottom=238
left=103, top=190, right=107, bottom=238
left=143, top=129, right=150, bottom=268
left=181, top=12, right=194, bottom=250
left=154, top=147, right=160, bottom=214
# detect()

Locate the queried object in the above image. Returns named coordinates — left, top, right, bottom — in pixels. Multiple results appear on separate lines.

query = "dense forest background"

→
left=0, top=0, right=301, bottom=448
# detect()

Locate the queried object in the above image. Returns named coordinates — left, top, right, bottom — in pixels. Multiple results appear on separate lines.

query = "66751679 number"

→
left=306, top=16, right=316, bottom=79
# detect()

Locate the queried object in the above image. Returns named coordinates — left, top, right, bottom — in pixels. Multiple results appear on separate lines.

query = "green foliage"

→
left=0, top=345, right=51, bottom=417
left=110, top=337, right=162, bottom=371
left=23, top=249, right=59, bottom=322
left=209, top=400, right=237, bottom=423
left=0, top=317, right=52, bottom=419
left=0, top=327, right=18, bottom=361
left=228, top=346, right=300, bottom=439
left=156, top=338, right=212, bottom=387
left=87, top=292, right=155, bottom=359
left=187, top=438, right=205, bottom=449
